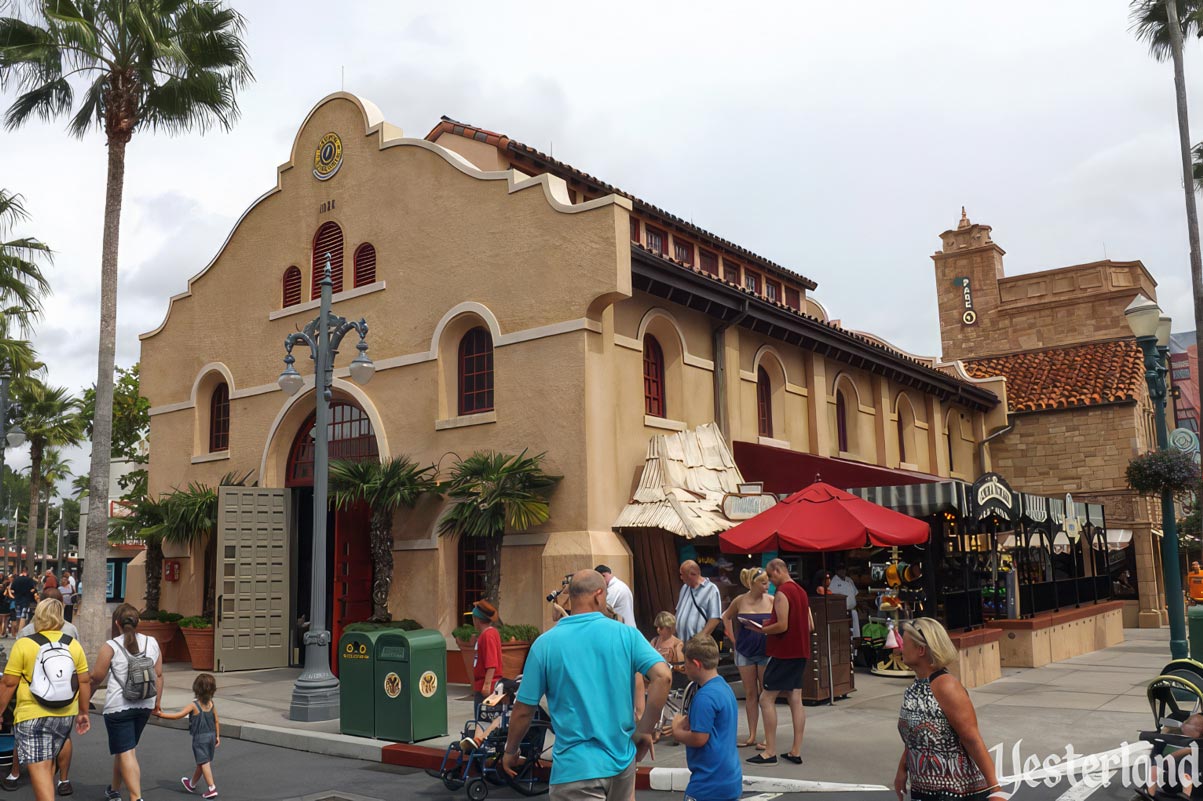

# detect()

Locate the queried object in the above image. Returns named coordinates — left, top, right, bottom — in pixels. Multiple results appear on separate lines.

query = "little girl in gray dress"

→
left=156, top=673, right=221, bottom=798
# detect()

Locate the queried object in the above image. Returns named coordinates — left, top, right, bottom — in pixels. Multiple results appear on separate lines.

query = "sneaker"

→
left=459, top=737, right=477, bottom=752
left=55, top=780, right=73, bottom=796
left=1, top=775, right=17, bottom=792
left=746, top=754, right=777, bottom=765
left=104, top=787, right=121, bottom=801
left=182, top=777, right=196, bottom=793
left=202, top=788, right=218, bottom=799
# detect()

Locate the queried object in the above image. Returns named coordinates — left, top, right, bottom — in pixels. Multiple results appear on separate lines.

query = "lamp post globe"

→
left=348, top=352, right=375, bottom=385
left=1125, top=294, right=1162, bottom=340
left=6, top=424, right=23, bottom=449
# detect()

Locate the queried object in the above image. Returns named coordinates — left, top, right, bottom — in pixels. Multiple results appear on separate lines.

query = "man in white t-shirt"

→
left=595, top=565, right=637, bottom=627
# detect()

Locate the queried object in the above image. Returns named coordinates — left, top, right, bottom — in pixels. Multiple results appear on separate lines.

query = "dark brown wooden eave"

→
left=630, top=245, right=999, bottom=412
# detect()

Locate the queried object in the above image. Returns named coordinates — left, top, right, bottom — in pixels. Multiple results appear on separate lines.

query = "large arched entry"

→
left=285, top=401, right=379, bottom=666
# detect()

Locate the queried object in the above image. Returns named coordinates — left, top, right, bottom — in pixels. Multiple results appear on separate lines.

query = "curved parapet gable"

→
left=139, top=91, right=630, bottom=341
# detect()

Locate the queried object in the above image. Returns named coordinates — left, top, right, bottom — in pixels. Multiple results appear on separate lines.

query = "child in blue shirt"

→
left=672, top=635, right=742, bottom=801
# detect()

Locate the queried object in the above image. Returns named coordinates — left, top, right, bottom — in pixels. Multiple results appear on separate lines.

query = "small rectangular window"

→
left=724, top=260, right=740, bottom=284
left=673, top=240, right=694, bottom=266
left=744, top=271, right=761, bottom=294
left=630, top=218, right=640, bottom=242
left=700, top=250, right=718, bottom=276
left=646, top=226, right=667, bottom=255
left=785, top=288, right=801, bottom=310
left=766, top=280, right=781, bottom=303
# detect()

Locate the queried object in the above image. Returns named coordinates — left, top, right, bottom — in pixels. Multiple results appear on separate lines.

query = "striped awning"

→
left=847, top=481, right=969, bottom=518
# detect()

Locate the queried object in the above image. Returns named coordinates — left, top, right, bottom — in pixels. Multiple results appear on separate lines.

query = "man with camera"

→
left=595, top=565, right=635, bottom=627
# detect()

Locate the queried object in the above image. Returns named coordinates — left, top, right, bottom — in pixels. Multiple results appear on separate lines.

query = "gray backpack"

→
left=114, top=636, right=156, bottom=701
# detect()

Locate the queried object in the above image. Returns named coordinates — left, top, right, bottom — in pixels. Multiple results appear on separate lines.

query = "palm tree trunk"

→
left=24, top=444, right=41, bottom=576
left=78, top=135, right=127, bottom=658
left=144, top=537, right=162, bottom=614
left=370, top=512, right=393, bottom=622
left=484, top=535, right=502, bottom=612
left=41, top=488, right=49, bottom=575
left=1165, top=0, right=1203, bottom=428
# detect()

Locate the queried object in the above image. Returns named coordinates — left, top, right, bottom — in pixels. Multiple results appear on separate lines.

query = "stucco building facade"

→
left=141, top=94, right=1010, bottom=669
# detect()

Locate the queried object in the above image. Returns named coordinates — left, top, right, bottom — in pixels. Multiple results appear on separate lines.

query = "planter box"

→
left=138, top=620, right=179, bottom=656
left=180, top=626, right=214, bottom=671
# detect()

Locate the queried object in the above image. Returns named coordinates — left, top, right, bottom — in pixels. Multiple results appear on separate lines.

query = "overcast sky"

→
left=1, top=0, right=1200, bottom=483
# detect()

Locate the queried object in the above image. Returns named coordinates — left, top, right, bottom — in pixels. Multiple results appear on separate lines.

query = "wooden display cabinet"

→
left=802, top=593, right=855, bottom=704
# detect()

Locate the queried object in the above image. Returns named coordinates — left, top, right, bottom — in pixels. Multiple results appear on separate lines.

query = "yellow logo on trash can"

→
left=342, top=641, right=370, bottom=660
left=418, top=671, right=438, bottom=698
left=383, top=672, right=402, bottom=699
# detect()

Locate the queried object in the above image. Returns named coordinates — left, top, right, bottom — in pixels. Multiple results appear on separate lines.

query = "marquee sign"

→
left=313, top=132, right=343, bottom=181
left=722, top=492, right=778, bottom=521
left=954, top=276, right=977, bottom=325
left=971, top=472, right=1015, bottom=520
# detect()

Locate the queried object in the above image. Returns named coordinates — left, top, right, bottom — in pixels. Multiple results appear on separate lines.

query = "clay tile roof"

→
left=963, top=340, right=1145, bottom=413
left=425, top=116, right=817, bottom=291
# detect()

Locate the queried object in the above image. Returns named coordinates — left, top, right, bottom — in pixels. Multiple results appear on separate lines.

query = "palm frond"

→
left=1130, top=0, right=1203, bottom=61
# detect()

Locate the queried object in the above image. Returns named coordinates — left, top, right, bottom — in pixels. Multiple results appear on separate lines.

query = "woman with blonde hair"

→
left=721, top=566, right=774, bottom=749
left=894, top=617, right=1006, bottom=801
left=91, top=603, right=163, bottom=801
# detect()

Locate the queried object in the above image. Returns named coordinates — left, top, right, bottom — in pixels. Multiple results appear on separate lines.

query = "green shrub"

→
left=1127, top=450, right=1200, bottom=496
left=342, top=619, right=421, bottom=633
left=156, top=611, right=183, bottom=624
left=452, top=624, right=476, bottom=642
left=499, top=624, right=539, bottom=643
left=178, top=616, right=212, bottom=629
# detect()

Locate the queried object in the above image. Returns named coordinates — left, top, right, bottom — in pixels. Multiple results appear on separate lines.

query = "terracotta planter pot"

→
left=137, top=620, right=178, bottom=655
left=456, top=636, right=533, bottom=687
left=180, top=626, right=214, bottom=671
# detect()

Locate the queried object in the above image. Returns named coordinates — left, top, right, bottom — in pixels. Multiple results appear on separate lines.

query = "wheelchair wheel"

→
left=506, top=757, right=550, bottom=796
left=467, top=778, right=489, bottom=801
left=443, top=775, right=465, bottom=792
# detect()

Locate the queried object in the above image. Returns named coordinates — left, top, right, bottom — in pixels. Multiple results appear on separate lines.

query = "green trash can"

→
left=1189, top=606, right=1203, bottom=660
left=339, top=630, right=381, bottom=737
left=373, top=628, right=448, bottom=742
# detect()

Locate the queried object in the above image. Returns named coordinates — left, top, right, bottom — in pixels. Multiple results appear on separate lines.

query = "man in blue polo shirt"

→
left=503, top=569, right=672, bottom=800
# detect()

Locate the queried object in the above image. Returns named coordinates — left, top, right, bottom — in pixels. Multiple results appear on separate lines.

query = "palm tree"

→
left=329, top=457, right=438, bottom=622
left=0, top=0, right=253, bottom=650
left=1133, top=0, right=1203, bottom=437
left=160, top=471, right=252, bottom=620
left=437, top=451, right=561, bottom=611
left=14, top=380, right=83, bottom=574
left=38, top=446, right=69, bottom=570
left=69, top=473, right=88, bottom=501
left=109, top=493, right=168, bottom=614
left=0, top=189, right=51, bottom=334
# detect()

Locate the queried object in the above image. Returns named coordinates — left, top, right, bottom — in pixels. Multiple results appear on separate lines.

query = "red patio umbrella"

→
left=719, top=480, right=929, bottom=553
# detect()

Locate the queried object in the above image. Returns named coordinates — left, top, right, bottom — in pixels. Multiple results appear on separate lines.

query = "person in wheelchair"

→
left=1144, top=713, right=1203, bottom=800
left=459, top=677, right=551, bottom=756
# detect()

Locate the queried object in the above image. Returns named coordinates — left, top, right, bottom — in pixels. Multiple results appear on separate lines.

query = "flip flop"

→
left=756, top=742, right=767, bottom=751
left=738, top=739, right=758, bottom=748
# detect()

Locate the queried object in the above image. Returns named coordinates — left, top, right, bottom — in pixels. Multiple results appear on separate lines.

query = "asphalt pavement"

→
left=0, top=716, right=1152, bottom=801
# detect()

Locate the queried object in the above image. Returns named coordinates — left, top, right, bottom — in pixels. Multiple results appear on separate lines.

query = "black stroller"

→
left=428, top=678, right=552, bottom=801
left=1137, top=659, right=1203, bottom=801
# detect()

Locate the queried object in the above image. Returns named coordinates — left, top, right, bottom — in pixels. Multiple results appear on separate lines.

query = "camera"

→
left=545, top=573, right=572, bottom=603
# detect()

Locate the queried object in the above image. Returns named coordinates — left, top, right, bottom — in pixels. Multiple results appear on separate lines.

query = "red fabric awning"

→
left=719, top=481, right=930, bottom=554
left=732, top=440, right=939, bottom=496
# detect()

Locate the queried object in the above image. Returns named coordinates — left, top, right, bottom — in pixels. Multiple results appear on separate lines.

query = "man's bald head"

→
left=568, top=569, right=608, bottom=614
left=679, top=560, right=702, bottom=588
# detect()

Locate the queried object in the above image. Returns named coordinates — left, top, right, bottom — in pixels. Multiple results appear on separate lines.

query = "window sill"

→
left=758, top=436, right=790, bottom=449
left=435, top=411, right=497, bottom=430
left=899, top=461, right=920, bottom=471
left=191, top=451, right=230, bottom=464
left=644, top=415, right=686, bottom=432
left=269, top=281, right=386, bottom=321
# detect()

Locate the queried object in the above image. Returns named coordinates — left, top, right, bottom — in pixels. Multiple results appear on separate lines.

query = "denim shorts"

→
left=103, top=708, right=151, bottom=755
left=734, top=650, right=769, bottom=668
left=11, top=604, right=30, bottom=621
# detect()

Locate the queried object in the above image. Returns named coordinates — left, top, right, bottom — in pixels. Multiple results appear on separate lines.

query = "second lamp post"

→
left=277, top=255, right=375, bottom=721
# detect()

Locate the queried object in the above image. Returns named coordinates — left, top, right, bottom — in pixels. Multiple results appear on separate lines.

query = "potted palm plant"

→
left=439, top=450, right=559, bottom=675
left=329, top=456, right=437, bottom=622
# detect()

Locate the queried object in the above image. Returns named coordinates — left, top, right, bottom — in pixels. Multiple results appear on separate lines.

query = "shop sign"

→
left=954, top=276, right=977, bottom=325
left=1171, top=428, right=1201, bottom=466
left=971, top=472, right=1014, bottom=520
left=1063, top=493, right=1080, bottom=538
left=722, top=492, right=778, bottom=521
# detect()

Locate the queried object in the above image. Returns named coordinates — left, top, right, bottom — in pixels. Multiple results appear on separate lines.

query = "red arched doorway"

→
left=285, top=401, right=379, bottom=668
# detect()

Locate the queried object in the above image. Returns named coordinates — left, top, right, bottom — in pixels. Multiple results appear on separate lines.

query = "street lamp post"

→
left=277, top=255, right=374, bottom=722
left=0, top=367, right=25, bottom=576
left=1126, top=294, right=1188, bottom=659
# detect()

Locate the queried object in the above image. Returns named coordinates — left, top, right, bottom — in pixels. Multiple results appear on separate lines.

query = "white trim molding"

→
left=645, top=415, right=687, bottom=432
left=268, top=281, right=387, bottom=322
left=757, top=436, right=790, bottom=449
left=190, top=451, right=230, bottom=465
left=435, top=411, right=497, bottom=431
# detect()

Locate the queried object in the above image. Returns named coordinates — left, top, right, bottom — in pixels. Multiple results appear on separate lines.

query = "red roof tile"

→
left=963, top=340, right=1145, bottom=412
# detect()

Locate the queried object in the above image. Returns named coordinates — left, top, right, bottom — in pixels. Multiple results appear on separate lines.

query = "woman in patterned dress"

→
left=894, top=618, right=1005, bottom=801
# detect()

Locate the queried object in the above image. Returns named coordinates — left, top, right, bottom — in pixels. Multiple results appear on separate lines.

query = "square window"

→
left=630, top=218, right=640, bottom=242
left=700, top=250, right=718, bottom=276
left=646, top=226, right=667, bottom=255
left=744, top=271, right=761, bottom=294
left=766, top=280, right=781, bottom=302
left=724, top=260, right=740, bottom=284
left=785, top=287, right=801, bottom=310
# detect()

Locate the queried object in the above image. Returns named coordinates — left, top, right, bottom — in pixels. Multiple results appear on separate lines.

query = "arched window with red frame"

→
left=282, top=266, right=302, bottom=307
left=757, top=366, right=773, bottom=437
left=312, top=222, right=344, bottom=298
left=643, top=335, right=666, bottom=418
left=353, top=243, right=376, bottom=287
left=836, top=390, right=849, bottom=453
left=458, top=327, right=494, bottom=415
left=209, top=382, right=230, bottom=452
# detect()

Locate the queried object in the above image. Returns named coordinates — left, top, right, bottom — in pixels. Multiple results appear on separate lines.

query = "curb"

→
left=647, top=767, right=889, bottom=793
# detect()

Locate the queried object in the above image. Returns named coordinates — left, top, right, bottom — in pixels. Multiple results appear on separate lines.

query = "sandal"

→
left=738, top=739, right=758, bottom=748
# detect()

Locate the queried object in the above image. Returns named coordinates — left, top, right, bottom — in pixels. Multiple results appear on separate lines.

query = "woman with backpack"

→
left=90, top=604, right=163, bottom=801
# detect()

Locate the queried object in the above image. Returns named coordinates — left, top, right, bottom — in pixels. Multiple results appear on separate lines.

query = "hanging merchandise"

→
left=884, top=621, right=900, bottom=650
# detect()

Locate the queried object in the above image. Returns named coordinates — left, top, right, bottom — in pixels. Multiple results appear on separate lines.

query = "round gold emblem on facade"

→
left=418, top=670, right=438, bottom=698
left=383, top=671, right=402, bottom=699
left=313, top=132, right=343, bottom=181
